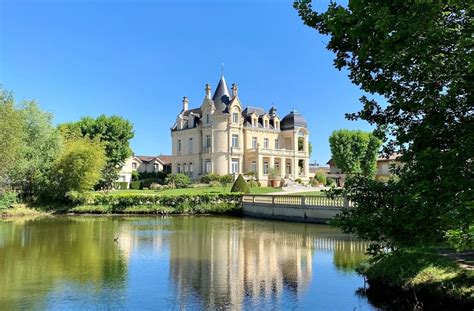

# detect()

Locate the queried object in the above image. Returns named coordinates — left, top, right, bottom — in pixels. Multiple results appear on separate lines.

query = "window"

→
left=153, top=163, right=159, bottom=171
left=189, top=162, right=193, bottom=174
left=263, top=161, right=269, bottom=175
left=232, top=134, right=239, bottom=147
left=177, top=164, right=181, bottom=173
left=231, top=159, right=239, bottom=174
left=206, top=113, right=210, bottom=124
left=183, top=163, right=187, bottom=173
left=275, top=121, right=279, bottom=129
left=132, top=162, right=137, bottom=170
left=251, top=161, right=257, bottom=173
left=264, top=119, right=269, bottom=128
left=205, top=160, right=212, bottom=173
left=177, top=139, right=181, bottom=153
left=252, top=137, right=257, bottom=149
left=232, top=112, right=239, bottom=124
left=263, top=138, right=269, bottom=149
left=275, top=162, right=280, bottom=170
left=252, top=117, right=257, bottom=127
left=205, top=135, right=211, bottom=148
left=188, top=137, right=193, bottom=154
left=286, top=162, right=291, bottom=174
left=188, top=118, right=193, bottom=128
left=275, top=139, right=279, bottom=149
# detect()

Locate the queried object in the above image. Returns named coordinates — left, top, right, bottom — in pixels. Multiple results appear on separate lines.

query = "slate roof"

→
left=280, top=110, right=308, bottom=130
left=212, top=75, right=231, bottom=108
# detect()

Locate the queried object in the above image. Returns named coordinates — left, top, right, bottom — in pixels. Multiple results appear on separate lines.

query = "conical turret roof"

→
left=212, top=75, right=231, bottom=108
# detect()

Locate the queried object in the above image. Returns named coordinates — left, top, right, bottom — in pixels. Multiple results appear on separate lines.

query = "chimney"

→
left=182, top=96, right=189, bottom=111
left=205, top=84, right=211, bottom=99
left=232, top=83, right=238, bottom=98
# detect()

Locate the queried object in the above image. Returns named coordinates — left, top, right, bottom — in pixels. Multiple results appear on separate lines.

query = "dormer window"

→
left=252, top=118, right=257, bottom=127
left=206, top=113, right=210, bottom=124
left=275, top=121, right=279, bottom=129
left=232, top=112, right=239, bottom=124
left=188, top=116, right=193, bottom=128
left=264, top=119, right=269, bottom=128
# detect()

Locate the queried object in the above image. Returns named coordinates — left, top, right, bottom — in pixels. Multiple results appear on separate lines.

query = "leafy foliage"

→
left=59, top=115, right=134, bottom=190
left=0, top=88, right=62, bottom=198
left=295, top=0, right=474, bottom=249
left=165, top=173, right=191, bottom=189
left=0, top=192, right=18, bottom=210
left=231, top=174, right=250, bottom=193
left=50, top=137, right=106, bottom=199
left=314, top=171, right=327, bottom=185
left=329, top=129, right=381, bottom=178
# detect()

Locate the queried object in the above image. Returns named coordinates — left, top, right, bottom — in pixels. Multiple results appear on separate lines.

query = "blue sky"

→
left=0, top=0, right=373, bottom=165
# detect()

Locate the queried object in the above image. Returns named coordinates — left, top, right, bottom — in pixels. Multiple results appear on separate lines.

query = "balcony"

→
left=231, top=147, right=243, bottom=154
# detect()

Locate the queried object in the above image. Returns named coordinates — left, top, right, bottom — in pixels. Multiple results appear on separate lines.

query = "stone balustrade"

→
left=242, top=194, right=352, bottom=223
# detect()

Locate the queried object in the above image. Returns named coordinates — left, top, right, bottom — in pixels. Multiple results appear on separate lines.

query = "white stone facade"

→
left=171, top=75, right=310, bottom=185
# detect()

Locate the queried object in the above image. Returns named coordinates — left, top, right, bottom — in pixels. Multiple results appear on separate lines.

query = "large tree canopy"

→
left=0, top=87, right=62, bottom=196
left=59, top=115, right=134, bottom=189
left=329, top=129, right=381, bottom=178
left=295, top=0, right=473, bottom=249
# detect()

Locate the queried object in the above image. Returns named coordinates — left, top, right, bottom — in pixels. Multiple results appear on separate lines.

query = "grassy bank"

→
left=0, top=204, right=50, bottom=217
left=360, top=248, right=473, bottom=309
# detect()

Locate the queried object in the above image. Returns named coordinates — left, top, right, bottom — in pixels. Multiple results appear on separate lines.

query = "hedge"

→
left=130, top=181, right=141, bottom=190
left=66, top=191, right=242, bottom=210
left=113, top=182, right=129, bottom=190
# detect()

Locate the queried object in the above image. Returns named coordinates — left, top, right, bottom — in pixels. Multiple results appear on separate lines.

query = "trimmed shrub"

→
left=113, top=182, right=129, bottom=190
left=248, top=180, right=259, bottom=188
left=0, top=192, right=17, bottom=210
left=166, top=173, right=191, bottom=188
left=149, top=183, right=162, bottom=190
left=219, top=174, right=234, bottom=187
left=140, top=178, right=159, bottom=189
left=295, top=178, right=303, bottom=184
left=200, top=173, right=221, bottom=184
left=209, top=181, right=221, bottom=187
left=130, top=181, right=141, bottom=190
left=231, top=174, right=250, bottom=193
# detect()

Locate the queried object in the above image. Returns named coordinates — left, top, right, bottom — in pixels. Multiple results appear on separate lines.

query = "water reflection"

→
left=0, top=216, right=371, bottom=310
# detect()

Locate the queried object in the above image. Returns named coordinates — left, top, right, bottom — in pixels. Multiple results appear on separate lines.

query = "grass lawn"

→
left=109, top=186, right=281, bottom=196
left=290, top=190, right=327, bottom=196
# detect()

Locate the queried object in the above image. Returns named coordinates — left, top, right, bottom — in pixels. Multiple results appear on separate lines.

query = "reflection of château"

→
left=167, top=218, right=367, bottom=310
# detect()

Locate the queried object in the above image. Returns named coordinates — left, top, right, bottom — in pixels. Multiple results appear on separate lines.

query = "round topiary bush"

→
left=231, top=174, right=250, bottom=193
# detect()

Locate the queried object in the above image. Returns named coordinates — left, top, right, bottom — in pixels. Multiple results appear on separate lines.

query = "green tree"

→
left=0, top=88, right=24, bottom=189
left=0, top=88, right=62, bottom=198
left=314, top=171, right=326, bottom=185
left=60, top=115, right=134, bottom=190
left=19, top=101, right=62, bottom=197
left=295, top=1, right=473, bottom=249
left=51, top=137, right=106, bottom=198
left=231, top=174, right=250, bottom=193
left=329, top=130, right=381, bottom=178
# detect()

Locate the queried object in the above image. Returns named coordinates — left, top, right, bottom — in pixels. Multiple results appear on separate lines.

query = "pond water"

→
left=0, top=216, right=378, bottom=310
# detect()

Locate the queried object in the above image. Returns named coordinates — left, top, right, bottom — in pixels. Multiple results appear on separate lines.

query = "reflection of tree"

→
left=0, top=217, right=127, bottom=309
left=169, top=217, right=347, bottom=309
left=332, top=242, right=368, bottom=272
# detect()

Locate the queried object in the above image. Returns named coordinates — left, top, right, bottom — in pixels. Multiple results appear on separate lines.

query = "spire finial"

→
left=221, top=62, right=224, bottom=76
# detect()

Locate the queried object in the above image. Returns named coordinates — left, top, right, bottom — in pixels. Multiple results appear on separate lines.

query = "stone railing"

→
left=242, top=194, right=351, bottom=208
